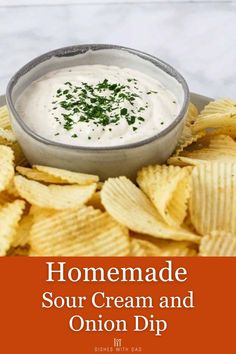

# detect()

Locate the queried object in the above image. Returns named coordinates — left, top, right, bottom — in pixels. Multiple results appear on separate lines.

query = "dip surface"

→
left=16, top=65, right=181, bottom=147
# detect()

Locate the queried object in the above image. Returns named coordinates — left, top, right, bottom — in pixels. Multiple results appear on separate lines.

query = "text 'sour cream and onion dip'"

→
left=16, top=65, right=181, bottom=147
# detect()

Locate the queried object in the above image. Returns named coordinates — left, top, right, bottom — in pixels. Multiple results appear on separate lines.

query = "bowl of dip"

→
left=6, top=44, right=189, bottom=180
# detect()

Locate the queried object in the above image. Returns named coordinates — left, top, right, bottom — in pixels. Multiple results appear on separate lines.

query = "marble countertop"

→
left=0, top=1, right=236, bottom=99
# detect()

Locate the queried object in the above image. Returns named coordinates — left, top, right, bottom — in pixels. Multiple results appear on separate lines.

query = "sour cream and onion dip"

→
left=15, top=65, right=181, bottom=147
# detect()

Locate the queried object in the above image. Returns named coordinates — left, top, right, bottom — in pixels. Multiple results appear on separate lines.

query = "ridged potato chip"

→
left=5, top=179, right=20, bottom=197
left=101, top=176, right=199, bottom=243
left=205, top=134, right=236, bottom=151
left=183, top=211, right=198, bottom=234
left=0, top=127, right=16, bottom=145
left=14, top=175, right=96, bottom=209
left=190, top=162, right=236, bottom=235
left=0, top=145, right=14, bottom=192
left=193, top=99, right=236, bottom=133
left=169, top=135, right=236, bottom=166
left=131, top=233, right=197, bottom=256
left=97, top=182, right=104, bottom=190
left=157, top=240, right=198, bottom=256
left=173, top=131, right=206, bottom=157
left=12, top=213, right=33, bottom=247
left=30, top=206, right=130, bottom=256
left=130, top=238, right=161, bottom=256
left=173, top=103, right=205, bottom=156
left=16, top=166, right=66, bottom=184
left=211, top=126, right=236, bottom=139
left=181, top=135, right=236, bottom=162
left=0, top=200, right=25, bottom=255
left=187, top=102, right=199, bottom=124
left=34, top=165, right=99, bottom=185
left=11, top=142, right=28, bottom=166
left=199, top=231, right=236, bottom=256
left=16, top=165, right=99, bottom=185
left=167, top=156, right=202, bottom=167
left=0, top=106, right=11, bottom=129
left=87, top=191, right=105, bottom=210
left=0, top=191, right=15, bottom=205
left=137, top=165, right=191, bottom=227
left=7, top=245, right=30, bottom=256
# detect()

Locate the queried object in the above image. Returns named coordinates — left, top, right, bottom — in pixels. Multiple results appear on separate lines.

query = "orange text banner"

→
left=0, top=257, right=235, bottom=354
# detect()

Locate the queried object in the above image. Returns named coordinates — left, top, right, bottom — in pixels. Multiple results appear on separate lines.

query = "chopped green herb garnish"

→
left=138, top=116, right=145, bottom=122
left=52, top=78, right=149, bottom=137
left=138, top=107, right=145, bottom=112
left=120, top=108, right=128, bottom=116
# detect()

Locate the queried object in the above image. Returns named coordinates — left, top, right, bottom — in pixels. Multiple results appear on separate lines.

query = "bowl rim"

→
left=6, top=43, right=189, bottom=152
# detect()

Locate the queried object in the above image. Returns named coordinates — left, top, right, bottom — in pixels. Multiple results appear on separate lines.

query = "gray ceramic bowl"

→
left=6, top=44, right=189, bottom=180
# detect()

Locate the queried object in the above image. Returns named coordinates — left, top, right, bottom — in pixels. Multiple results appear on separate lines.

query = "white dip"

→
left=16, top=65, right=181, bottom=147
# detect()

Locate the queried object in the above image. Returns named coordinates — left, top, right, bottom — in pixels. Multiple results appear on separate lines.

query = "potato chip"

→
left=0, top=200, right=25, bottom=256
left=5, top=179, right=20, bottom=197
left=101, top=176, right=199, bottom=243
left=181, top=135, right=236, bottom=162
left=130, top=233, right=197, bottom=256
left=0, top=106, right=11, bottom=129
left=182, top=133, right=233, bottom=153
left=0, top=127, right=16, bottom=145
left=0, top=191, right=15, bottom=206
left=130, top=238, right=161, bottom=256
left=186, top=102, right=199, bottom=125
left=183, top=211, right=198, bottom=234
left=169, top=135, right=236, bottom=166
left=7, top=245, right=30, bottom=256
left=16, top=165, right=99, bottom=185
left=206, top=134, right=236, bottom=150
left=14, top=175, right=96, bottom=209
left=173, top=103, right=205, bottom=156
left=211, top=126, right=236, bottom=139
left=0, top=145, right=14, bottom=192
left=137, top=165, right=191, bottom=227
left=34, top=165, right=99, bottom=185
left=167, top=156, right=202, bottom=167
left=87, top=191, right=105, bottom=210
left=16, top=166, right=66, bottom=184
left=199, top=231, right=236, bottom=256
left=30, top=206, right=130, bottom=256
left=157, top=240, right=198, bottom=256
left=12, top=213, right=33, bottom=247
left=173, top=131, right=206, bottom=157
left=11, top=142, right=28, bottom=166
left=96, top=182, right=104, bottom=190
left=193, top=99, right=236, bottom=133
left=182, top=151, right=236, bottom=163
left=189, top=162, right=236, bottom=235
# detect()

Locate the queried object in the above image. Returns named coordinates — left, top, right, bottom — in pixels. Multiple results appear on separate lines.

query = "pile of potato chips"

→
left=0, top=100, right=236, bottom=256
